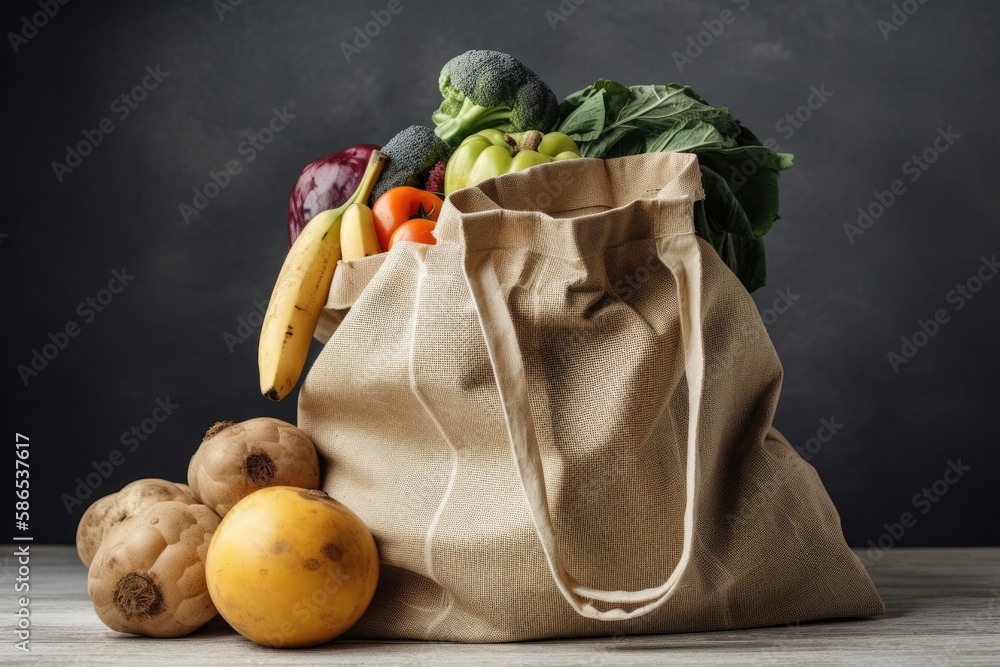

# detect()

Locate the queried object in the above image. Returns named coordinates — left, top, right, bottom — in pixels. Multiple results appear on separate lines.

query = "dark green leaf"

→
left=694, top=148, right=793, bottom=238
left=558, top=90, right=607, bottom=142
left=696, top=166, right=768, bottom=292
left=593, top=78, right=631, bottom=117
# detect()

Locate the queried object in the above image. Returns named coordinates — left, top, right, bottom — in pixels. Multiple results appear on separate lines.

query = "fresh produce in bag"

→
left=287, top=143, right=380, bottom=246
left=74, top=45, right=878, bottom=649
left=260, top=50, right=796, bottom=401
left=431, top=49, right=561, bottom=146
left=556, top=78, right=794, bottom=292
left=443, top=129, right=580, bottom=195
left=298, top=153, right=882, bottom=640
left=371, top=187, right=444, bottom=250
left=260, top=151, right=388, bottom=402
left=369, top=125, right=452, bottom=202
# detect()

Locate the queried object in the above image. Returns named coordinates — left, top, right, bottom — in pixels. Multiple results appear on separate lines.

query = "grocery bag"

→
left=298, top=152, right=884, bottom=641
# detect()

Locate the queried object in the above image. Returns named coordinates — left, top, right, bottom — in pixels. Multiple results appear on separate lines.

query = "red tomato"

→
left=387, top=218, right=437, bottom=251
left=371, top=187, right=443, bottom=251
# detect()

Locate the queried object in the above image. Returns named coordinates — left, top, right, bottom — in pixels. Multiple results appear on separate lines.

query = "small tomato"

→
left=388, top=218, right=437, bottom=251
left=371, top=187, right=444, bottom=251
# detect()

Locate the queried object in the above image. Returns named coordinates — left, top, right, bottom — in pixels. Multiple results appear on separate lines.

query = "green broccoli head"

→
left=431, top=50, right=560, bottom=146
left=371, top=125, right=453, bottom=202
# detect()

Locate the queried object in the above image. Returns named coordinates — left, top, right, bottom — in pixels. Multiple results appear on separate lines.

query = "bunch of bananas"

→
left=258, top=151, right=386, bottom=402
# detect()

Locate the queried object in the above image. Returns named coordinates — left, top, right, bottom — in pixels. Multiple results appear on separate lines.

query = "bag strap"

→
left=463, top=233, right=704, bottom=621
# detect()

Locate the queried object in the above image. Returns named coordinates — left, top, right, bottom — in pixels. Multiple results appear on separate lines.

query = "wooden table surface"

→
left=2, top=545, right=998, bottom=665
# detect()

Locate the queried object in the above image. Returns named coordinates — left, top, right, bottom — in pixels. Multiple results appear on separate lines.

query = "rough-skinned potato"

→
left=206, top=487, right=379, bottom=647
left=76, top=479, right=198, bottom=568
left=187, top=418, right=320, bottom=517
left=88, top=501, right=220, bottom=637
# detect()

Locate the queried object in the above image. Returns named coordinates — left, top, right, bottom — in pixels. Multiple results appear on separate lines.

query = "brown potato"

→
left=76, top=479, right=198, bottom=568
left=88, top=501, right=220, bottom=637
left=187, top=418, right=320, bottom=517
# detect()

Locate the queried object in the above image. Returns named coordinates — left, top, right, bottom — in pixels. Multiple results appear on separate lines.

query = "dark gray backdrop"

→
left=4, top=0, right=997, bottom=547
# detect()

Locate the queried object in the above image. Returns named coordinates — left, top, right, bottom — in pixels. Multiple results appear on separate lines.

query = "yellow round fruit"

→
left=205, top=486, right=379, bottom=647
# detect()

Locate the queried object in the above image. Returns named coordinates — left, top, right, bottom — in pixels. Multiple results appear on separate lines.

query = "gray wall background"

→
left=3, top=0, right=997, bottom=547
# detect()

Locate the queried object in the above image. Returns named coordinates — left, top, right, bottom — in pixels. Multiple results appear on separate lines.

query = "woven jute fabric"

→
left=298, top=152, right=884, bottom=642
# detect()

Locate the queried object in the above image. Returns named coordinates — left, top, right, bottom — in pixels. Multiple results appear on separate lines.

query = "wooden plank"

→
left=2, top=546, right=998, bottom=665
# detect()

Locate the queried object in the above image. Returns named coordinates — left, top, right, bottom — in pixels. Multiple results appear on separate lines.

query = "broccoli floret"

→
left=371, top=125, right=453, bottom=202
left=431, top=50, right=560, bottom=146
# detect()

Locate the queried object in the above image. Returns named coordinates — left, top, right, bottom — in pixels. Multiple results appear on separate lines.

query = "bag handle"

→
left=463, top=232, right=704, bottom=621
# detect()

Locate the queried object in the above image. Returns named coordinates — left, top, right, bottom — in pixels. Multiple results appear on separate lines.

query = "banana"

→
left=340, top=203, right=381, bottom=260
left=258, top=150, right=387, bottom=401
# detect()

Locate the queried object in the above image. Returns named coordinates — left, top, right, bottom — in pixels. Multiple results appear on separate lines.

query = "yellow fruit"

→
left=258, top=150, right=386, bottom=402
left=205, top=486, right=379, bottom=647
left=340, top=203, right=381, bottom=260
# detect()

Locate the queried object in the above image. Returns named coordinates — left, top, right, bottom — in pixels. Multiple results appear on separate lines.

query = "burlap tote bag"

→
left=298, top=151, right=884, bottom=641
